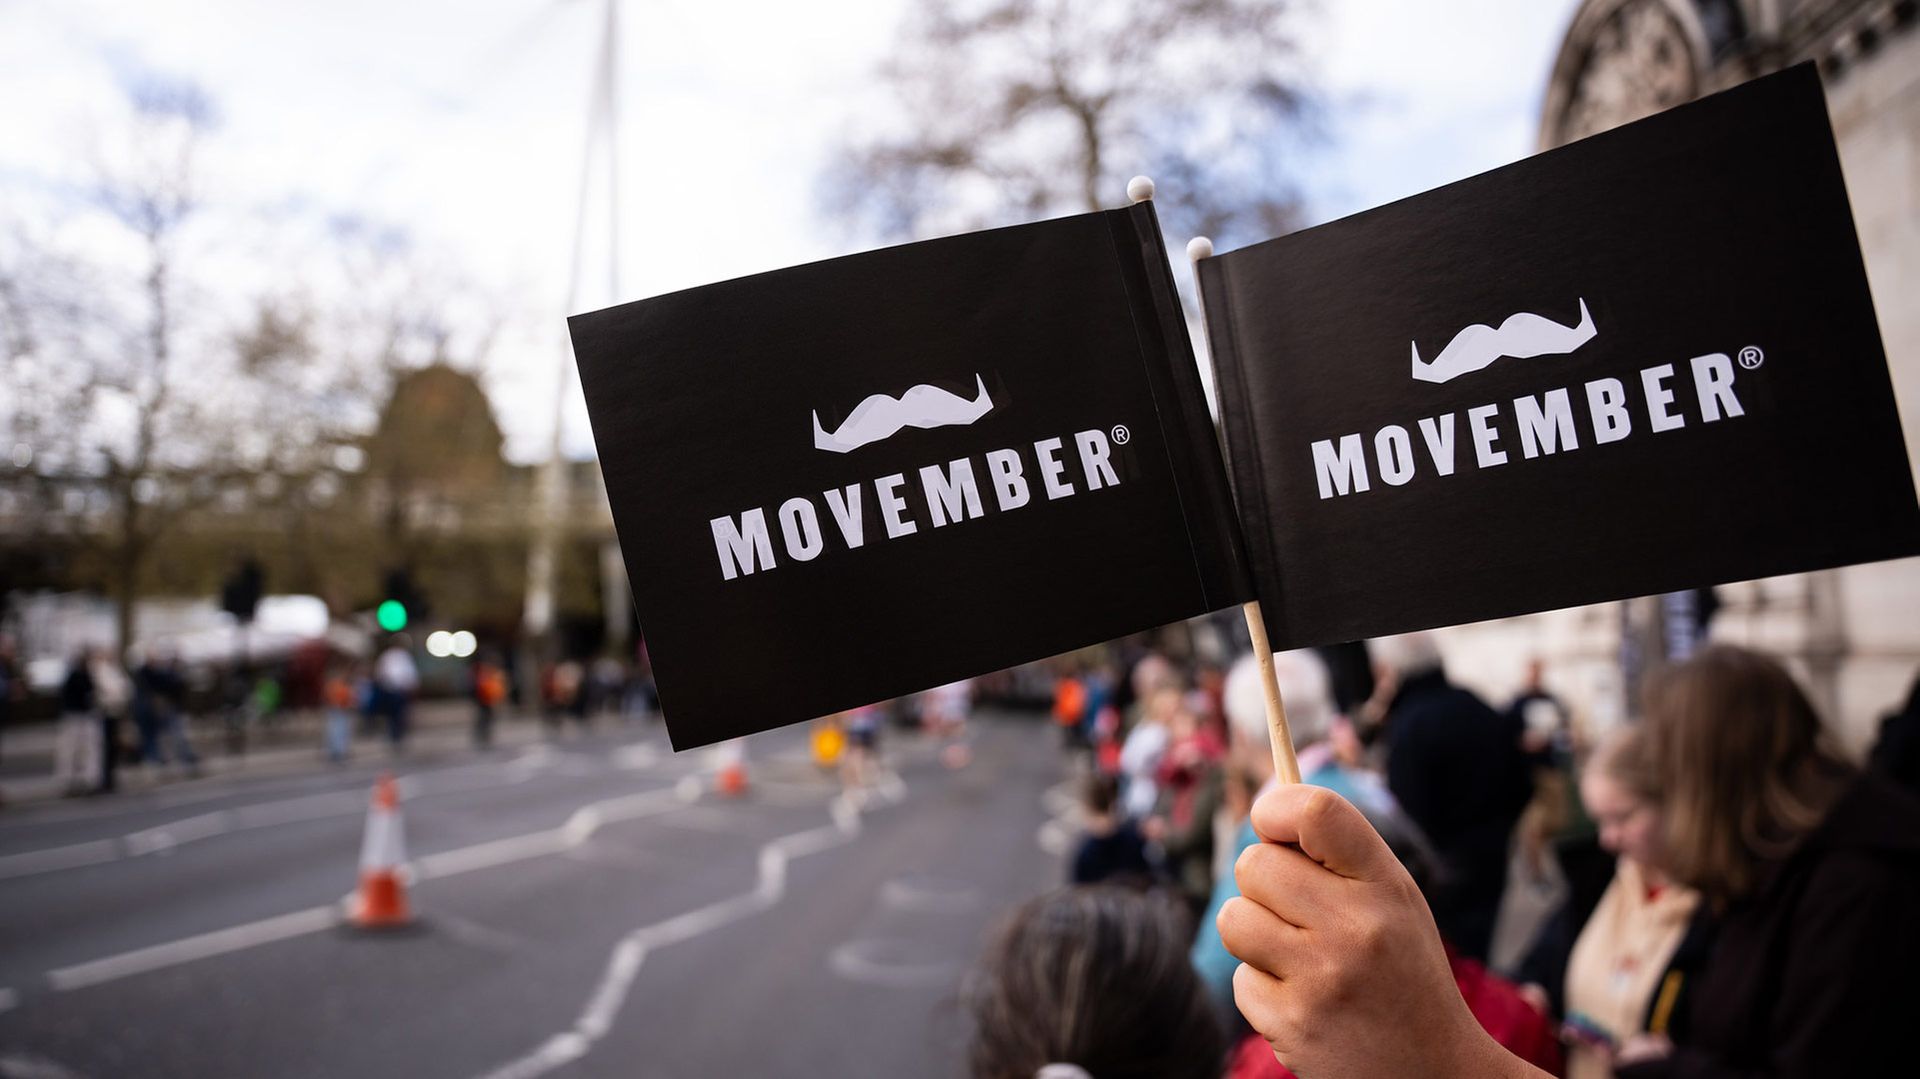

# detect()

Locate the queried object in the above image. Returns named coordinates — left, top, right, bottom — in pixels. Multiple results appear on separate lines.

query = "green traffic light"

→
left=376, top=599, right=408, bottom=632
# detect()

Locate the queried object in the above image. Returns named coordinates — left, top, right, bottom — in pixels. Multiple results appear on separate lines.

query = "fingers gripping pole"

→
left=1242, top=601, right=1303, bottom=785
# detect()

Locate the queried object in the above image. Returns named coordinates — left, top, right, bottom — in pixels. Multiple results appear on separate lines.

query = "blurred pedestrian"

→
left=965, top=886, right=1224, bottom=1079
left=841, top=704, right=882, bottom=790
left=543, top=658, right=584, bottom=735
left=322, top=661, right=357, bottom=763
left=1609, top=645, right=1920, bottom=1077
left=91, top=649, right=131, bottom=793
left=1510, top=658, right=1581, bottom=884
left=1146, top=700, right=1226, bottom=914
left=54, top=649, right=99, bottom=796
left=1519, top=727, right=1706, bottom=1079
left=373, top=634, right=418, bottom=750
left=133, top=648, right=198, bottom=773
left=1376, top=632, right=1534, bottom=963
left=1069, top=773, right=1153, bottom=887
left=1118, top=685, right=1178, bottom=821
left=1051, top=666, right=1089, bottom=751
left=923, top=678, right=973, bottom=769
left=471, top=652, right=507, bottom=750
left=1, top=632, right=22, bottom=773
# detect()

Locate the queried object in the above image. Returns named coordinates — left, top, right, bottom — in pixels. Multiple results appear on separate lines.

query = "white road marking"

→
left=38, top=779, right=703, bottom=994
left=0, top=986, right=18, bottom=1014
left=827, top=939, right=959, bottom=988
left=0, top=1051, right=84, bottom=1079
left=1041, top=780, right=1078, bottom=818
left=1036, top=779, right=1081, bottom=857
left=0, top=839, right=120, bottom=882
left=474, top=780, right=909, bottom=1079
left=1036, top=819, right=1074, bottom=857
left=0, top=743, right=638, bottom=882
left=45, top=906, right=338, bottom=991
left=877, top=875, right=979, bottom=915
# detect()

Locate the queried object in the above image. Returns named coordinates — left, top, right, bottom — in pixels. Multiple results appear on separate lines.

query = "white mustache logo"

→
left=1411, top=299, right=1597, bottom=384
left=812, top=374, right=995, bottom=453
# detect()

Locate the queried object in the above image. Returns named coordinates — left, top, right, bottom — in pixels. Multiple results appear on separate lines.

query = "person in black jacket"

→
left=54, top=650, right=99, bottom=796
left=1614, top=645, right=1920, bottom=1078
left=1376, top=632, right=1534, bottom=963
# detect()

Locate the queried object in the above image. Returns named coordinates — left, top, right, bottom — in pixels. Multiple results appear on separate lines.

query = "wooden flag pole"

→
left=1178, top=225, right=1303, bottom=786
left=1240, top=602, right=1303, bottom=785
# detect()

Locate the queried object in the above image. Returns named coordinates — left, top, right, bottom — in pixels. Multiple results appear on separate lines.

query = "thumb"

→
left=1249, top=784, right=1400, bottom=882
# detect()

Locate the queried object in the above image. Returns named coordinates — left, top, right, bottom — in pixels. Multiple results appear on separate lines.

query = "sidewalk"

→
left=0, top=701, right=570, bottom=808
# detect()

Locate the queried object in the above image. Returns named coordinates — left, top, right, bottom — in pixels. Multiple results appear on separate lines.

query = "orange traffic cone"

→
left=715, top=739, right=749, bottom=797
left=351, top=774, right=412, bottom=929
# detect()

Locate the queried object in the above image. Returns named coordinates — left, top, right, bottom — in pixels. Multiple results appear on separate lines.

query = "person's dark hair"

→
left=1081, top=773, right=1119, bottom=817
left=966, top=886, right=1223, bottom=1079
left=1641, top=644, right=1855, bottom=901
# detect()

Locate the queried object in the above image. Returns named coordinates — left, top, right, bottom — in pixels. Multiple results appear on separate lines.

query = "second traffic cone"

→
left=715, top=739, right=749, bottom=797
left=351, top=774, right=412, bottom=929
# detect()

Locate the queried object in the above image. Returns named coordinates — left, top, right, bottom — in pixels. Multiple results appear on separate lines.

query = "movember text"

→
left=1312, top=353, right=1749, bottom=499
left=709, top=428, right=1121, bottom=581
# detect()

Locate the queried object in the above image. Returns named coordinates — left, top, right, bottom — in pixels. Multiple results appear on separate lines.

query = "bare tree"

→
left=12, top=76, right=239, bottom=654
left=824, top=0, right=1316, bottom=247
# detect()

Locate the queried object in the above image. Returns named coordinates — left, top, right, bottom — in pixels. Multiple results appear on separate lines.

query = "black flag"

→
left=571, top=202, right=1249, bottom=748
left=1199, top=64, right=1920, bottom=649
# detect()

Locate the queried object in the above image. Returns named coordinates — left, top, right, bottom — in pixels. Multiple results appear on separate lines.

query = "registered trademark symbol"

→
left=1111, top=424, right=1131, bottom=445
left=1739, top=346, right=1764, bottom=369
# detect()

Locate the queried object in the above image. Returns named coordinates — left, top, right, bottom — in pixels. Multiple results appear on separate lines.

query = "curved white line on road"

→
left=39, top=781, right=701, bottom=995
left=473, top=781, right=906, bottom=1079
left=827, top=939, right=960, bottom=988
left=877, top=875, right=980, bottom=915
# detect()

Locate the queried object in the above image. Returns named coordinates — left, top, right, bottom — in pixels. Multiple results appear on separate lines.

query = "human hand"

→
left=1217, top=785, right=1547, bottom=1079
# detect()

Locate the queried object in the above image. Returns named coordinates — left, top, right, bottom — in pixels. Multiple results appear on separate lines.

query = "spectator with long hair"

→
left=1520, top=726, right=1709, bottom=1079
left=1220, top=645, right=1920, bottom=1079
left=966, top=886, right=1224, bottom=1079
left=1611, top=645, right=1920, bottom=1076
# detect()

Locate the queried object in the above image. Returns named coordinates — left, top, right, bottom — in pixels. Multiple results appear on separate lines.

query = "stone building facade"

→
left=1436, top=0, right=1920, bottom=752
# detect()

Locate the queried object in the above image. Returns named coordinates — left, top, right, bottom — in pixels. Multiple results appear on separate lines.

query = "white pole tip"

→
left=1187, top=236, right=1214, bottom=261
left=1126, top=175, right=1155, bottom=203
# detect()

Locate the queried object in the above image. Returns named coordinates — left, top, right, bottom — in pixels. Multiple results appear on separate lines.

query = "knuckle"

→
left=1299, top=786, right=1344, bottom=830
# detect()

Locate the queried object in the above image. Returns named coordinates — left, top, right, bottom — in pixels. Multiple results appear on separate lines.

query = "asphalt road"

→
left=0, top=711, right=1072, bottom=1078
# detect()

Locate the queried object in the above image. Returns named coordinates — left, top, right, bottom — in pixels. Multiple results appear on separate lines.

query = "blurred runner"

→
left=923, top=679, right=973, bottom=769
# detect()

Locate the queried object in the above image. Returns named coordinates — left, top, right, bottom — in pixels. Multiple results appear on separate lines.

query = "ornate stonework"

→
left=1548, top=0, right=1702, bottom=147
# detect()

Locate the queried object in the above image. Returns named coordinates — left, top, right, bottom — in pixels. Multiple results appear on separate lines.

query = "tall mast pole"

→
left=524, top=0, right=620, bottom=660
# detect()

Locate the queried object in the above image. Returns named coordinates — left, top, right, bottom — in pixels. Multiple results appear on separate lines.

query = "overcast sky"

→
left=0, top=0, right=1582, bottom=462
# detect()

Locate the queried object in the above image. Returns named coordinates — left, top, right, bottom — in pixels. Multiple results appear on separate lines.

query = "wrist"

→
left=1445, top=1022, right=1551, bottom=1079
